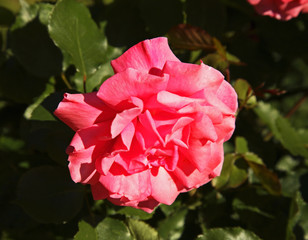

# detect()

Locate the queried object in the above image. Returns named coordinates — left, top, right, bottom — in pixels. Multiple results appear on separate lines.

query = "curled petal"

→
left=164, top=61, right=224, bottom=96
left=111, top=37, right=180, bottom=74
left=121, top=121, right=136, bottom=150
left=157, top=91, right=205, bottom=109
left=68, top=146, right=99, bottom=184
left=54, top=92, right=114, bottom=131
left=111, top=103, right=142, bottom=138
left=215, top=115, right=236, bottom=142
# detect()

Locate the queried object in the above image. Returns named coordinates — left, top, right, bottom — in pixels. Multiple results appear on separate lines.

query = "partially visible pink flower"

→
left=54, top=37, right=238, bottom=213
left=247, top=0, right=308, bottom=20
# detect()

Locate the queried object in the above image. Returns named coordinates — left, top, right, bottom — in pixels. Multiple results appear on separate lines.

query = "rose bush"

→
left=54, top=37, right=238, bottom=212
left=247, top=0, right=308, bottom=20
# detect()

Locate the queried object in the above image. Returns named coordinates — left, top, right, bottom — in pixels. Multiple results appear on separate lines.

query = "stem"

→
left=61, top=72, right=73, bottom=90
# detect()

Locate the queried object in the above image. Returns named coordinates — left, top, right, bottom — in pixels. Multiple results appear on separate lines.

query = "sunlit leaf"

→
left=128, top=218, right=159, bottom=240
left=243, top=153, right=264, bottom=165
left=158, top=208, right=188, bottom=240
left=235, top=136, right=249, bottom=154
left=75, top=221, right=97, bottom=240
left=24, top=77, right=55, bottom=121
left=96, top=218, right=132, bottom=240
left=48, top=0, right=107, bottom=80
left=234, top=79, right=257, bottom=109
left=10, top=0, right=39, bottom=30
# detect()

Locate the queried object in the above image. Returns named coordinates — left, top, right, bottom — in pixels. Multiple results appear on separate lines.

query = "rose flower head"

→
left=54, top=37, right=238, bottom=213
left=247, top=0, right=308, bottom=20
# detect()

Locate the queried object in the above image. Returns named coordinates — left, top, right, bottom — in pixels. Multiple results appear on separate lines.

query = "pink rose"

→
left=54, top=37, right=237, bottom=213
left=247, top=0, right=308, bottom=20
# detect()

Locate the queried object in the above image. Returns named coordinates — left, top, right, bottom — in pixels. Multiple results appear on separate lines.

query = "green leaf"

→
left=128, top=218, right=159, bottom=240
left=276, top=155, right=299, bottom=172
left=0, top=136, right=24, bottom=152
left=255, top=102, right=308, bottom=158
left=202, top=53, right=229, bottom=73
left=196, top=227, right=262, bottom=240
left=243, top=152, right=264, bottom=165
left=276, top=117, right=308, bottom=158
left=16, top=166, right=84, bottom=224
left=117, top=207, right=154, bottom=221
left=96, top=218, right=132, bottom=240
left=158, top=208, right=188, bottom=240
left=75, top=221, right=97, bottom=240
left=235, top=136, right=249, bottom=154
left=232, top=198, right=275, bottom=219
left=234, top=79, right=257, bottom=109
left=38, top=3, right=54, bottom=25
left=212, top=154, right=247, bottom=190
left=24, top=77, right=55, bottom=121
left=286, top=192, right=306, bottom=240
left=86, top=62, right=113, bottom=92
left=246, top=161, right=281, bottom=196
left=48, top=0, right=108, bottom=80
left=11, top=0, right=39, bottom=30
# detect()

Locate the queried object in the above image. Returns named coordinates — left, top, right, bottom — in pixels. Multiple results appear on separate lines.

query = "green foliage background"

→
left=0, top=0, right=308, bottom=239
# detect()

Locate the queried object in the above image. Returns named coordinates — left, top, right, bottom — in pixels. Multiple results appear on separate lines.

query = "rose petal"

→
left=157, top=90, right=205, bottom=109
left=91, top=181, right=110, bottom=200
left=150, top=167, right=179, bottom=205
left=190, top=113, right=217, bottom=141
left=121, top=121, right=136, bottom=150
left=216, top=81, right=238, bottom=114
left=111, top=37, right=180, bottom=74
left=70, top=121, right=113, bottom=151
left=181, top=140, right=224, bottom=173
left=214, top=115, right=236, bottom=142
left=98, top=167, right=151, bottom=201
left=54, top=92, right=114, bottom=131
left=138, top=110, right=165, bottom=146
left=98, top=68, right=168, bottom=108
left=164, top=61, right=224, bottom=96
left=111, top=103, right=142, bottom=138
left=67, top=146, right=99, bottom=184
left=173, top=150, right=222, bottom=190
